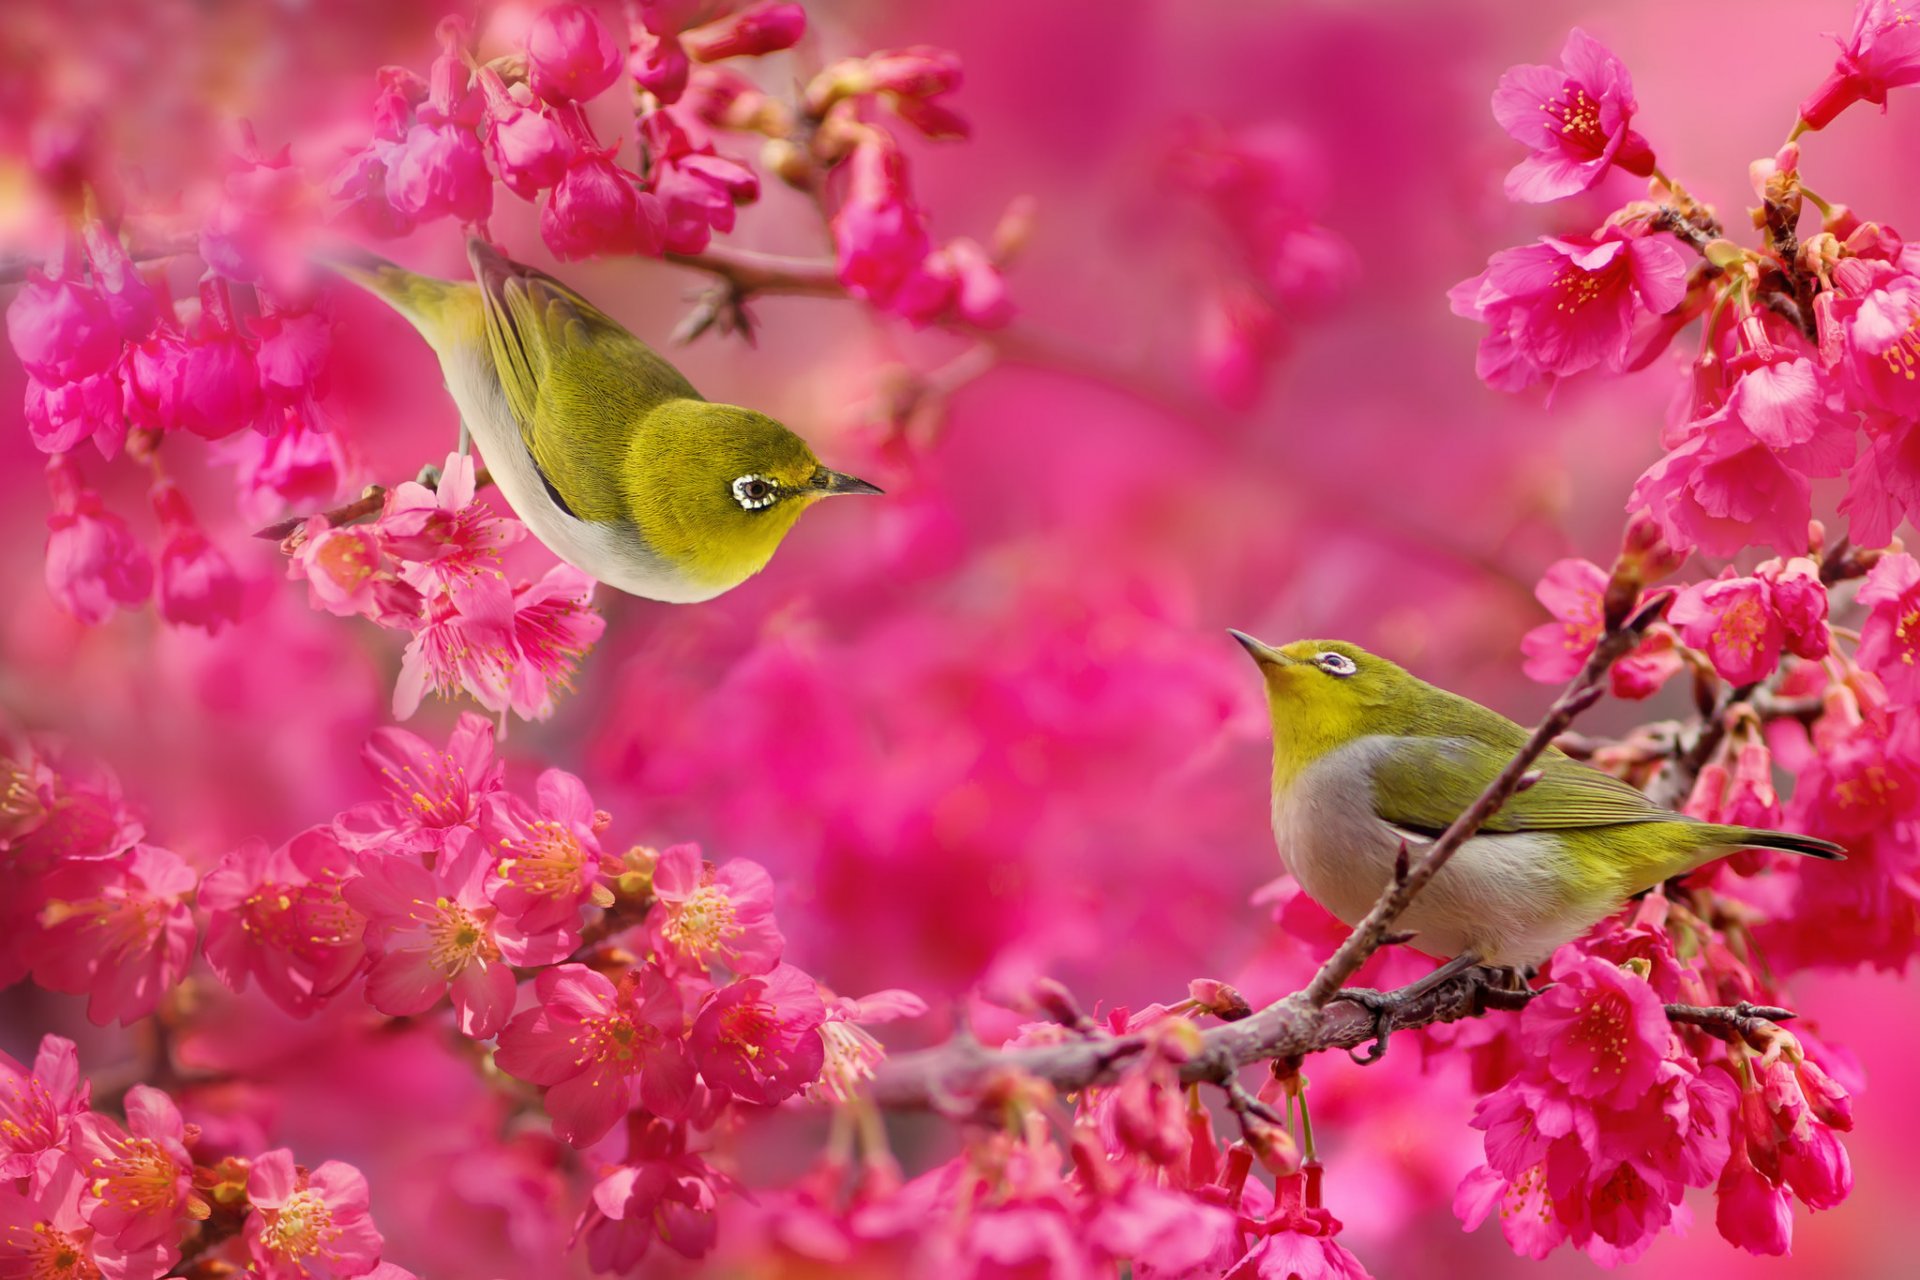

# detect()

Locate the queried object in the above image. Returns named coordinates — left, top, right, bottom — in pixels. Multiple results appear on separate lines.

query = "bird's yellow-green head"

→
left=1230, top=633, right=1424, bottom=787
left=626, top=400, right=882, bottom=593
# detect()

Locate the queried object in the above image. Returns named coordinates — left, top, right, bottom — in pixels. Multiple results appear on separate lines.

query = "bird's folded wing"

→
left=1369, top=736, right=1673, bottom=836
left=467, top=239, right=701, bottom=521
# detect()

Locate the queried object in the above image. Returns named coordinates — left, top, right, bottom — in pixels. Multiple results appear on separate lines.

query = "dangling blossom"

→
left=688, top=963, right=827, bottom=1105
left=31, top=844, right=197, bottom=1026
left=649, top=843, right=783, bottom=975
left=504, top=564, right=604, bottom=720
left=1491, top=27, right=1656, bottom=202
left=477, top=68, right=570, bottom=201
left=1450, top=229, right=1687, bottom=391
left=811, top=987, right=927, bottom=1102
left=526, top=3, right=623, bottom=104
left=69, top=1085, right=206, bottom=1255
left=198, top=827, right=367, bottom=1017
left=7, top=241, right=127, bottom=457
left=243, top=1149, right=385, bottom=1280
left=494, top=963, right=695, bottom=1146
left=150, top=480, right=245, bottom=634
left=393, top=576, right=521, bottom=720
left=0, top=1034, right=89, bottom=1178
left=344, top=830, right=575, bottom=1038
left=220, top=410, right=352, bottom=524
left=578, top=1117, right=726, bottom=1270
left=538, top=117, right=667, bottom=261
left=387, top=37, right=491, bottom=228
left=639, top=109, right=758, bottom=256
left=1518, top=557, right=1680, bottom=698
left=1799, top=0, right=1920, bottom=131
left=44, top=454, right=153, bottom=625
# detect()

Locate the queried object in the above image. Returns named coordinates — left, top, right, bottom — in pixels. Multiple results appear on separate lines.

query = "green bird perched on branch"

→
left=1231, top=633, right=1843, bottom=976
left=330, top=238, right=881, bottom=603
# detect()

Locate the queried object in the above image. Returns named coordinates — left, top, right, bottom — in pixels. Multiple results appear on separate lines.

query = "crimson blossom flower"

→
left=688, top=963, right=827, bottom=1105
left=198, top=827, right=367, bottom=1017
left=578, top=1117, right=728, bottom=1271
left=649, top=843, right=783, bottom=976
left=525, top=3, right=623, bottom=105
left=0, top=1154, right=173, bottom=1280
left=1491, top=27, right=1656, bottom=202
left=1855, top=551, right=1920, bottom=702
left=0, top=1034, right=89, bottom=1179
left=1518, top=558, right=1679, bottom=698
left=483, top=768, right=609, bottom=933
left=31, top=843, right=196, bottom=1026
left=1800, top=0, right=1920, bottom=130
left=69, top=1085, right=205, bottom=1255
left=494, top=963, right=695, bottom=1146
left=44, top=456, right=152, bottom=625
left=344, top=831, right=575, bottom=1038
left=376, top=452, right=523, bottom=590
left=150, top=480, right=244, bottom=635
left=243, top=1149, right=385, bottom=1280
left=336, top=712, right=504, bottom=854
left=1449, top=229, right=1686, bottom=392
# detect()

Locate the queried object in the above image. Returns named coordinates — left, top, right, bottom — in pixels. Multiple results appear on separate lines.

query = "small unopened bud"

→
left=1187, top=978, right=1253, bottom=1022
left=1242, top=1113, right=1301, bottom=1177
left=1703, top=238, right=1748, bottom=270
left=761, top=137, right=812, bottom=189
left=1619, top=511, right=1687, bottom=585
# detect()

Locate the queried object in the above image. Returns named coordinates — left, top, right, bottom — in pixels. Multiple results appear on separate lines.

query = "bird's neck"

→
left=1266, top=698, right=1361, bottom=795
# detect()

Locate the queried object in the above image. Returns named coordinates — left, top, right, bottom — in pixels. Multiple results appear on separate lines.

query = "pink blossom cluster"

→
left=288, top=452, right=603, bottom=721
left=0, top=1034, right=403, bottom=1280
left=1164, top=120, right=1358, bottom=409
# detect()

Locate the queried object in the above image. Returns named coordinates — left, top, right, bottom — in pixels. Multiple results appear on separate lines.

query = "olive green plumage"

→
left=1233, top=633, right=1842, bottom=966
left=327, top=239, right=880, bottom=603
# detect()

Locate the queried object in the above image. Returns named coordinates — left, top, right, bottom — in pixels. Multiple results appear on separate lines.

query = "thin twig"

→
left=253, top=467, right=493, bottom=544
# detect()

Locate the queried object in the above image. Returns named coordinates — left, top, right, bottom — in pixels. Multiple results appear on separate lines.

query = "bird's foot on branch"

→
left=1335, top=951, right=1548, bottom=1065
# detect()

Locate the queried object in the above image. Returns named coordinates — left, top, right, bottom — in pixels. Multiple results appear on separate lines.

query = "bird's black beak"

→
left=1229, top=629, right=1293, bottom=668
left=814, top=469, right=884, bottom=497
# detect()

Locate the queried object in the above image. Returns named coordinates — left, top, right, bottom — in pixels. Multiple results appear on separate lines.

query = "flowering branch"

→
left=253, top=465, right=492, bottom=544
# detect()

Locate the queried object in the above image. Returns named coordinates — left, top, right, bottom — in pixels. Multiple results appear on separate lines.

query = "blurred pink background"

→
left=2, top=1, right=1914, bottom=1274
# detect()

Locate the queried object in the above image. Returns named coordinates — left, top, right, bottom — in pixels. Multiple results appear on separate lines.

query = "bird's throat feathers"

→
left=1261, top=664, right=1375, bottom=791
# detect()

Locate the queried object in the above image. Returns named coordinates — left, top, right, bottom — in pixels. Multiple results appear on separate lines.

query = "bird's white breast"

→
left=1270, top=736, right=1605, bottom=967
left=439, top=346, right=728, bottom=604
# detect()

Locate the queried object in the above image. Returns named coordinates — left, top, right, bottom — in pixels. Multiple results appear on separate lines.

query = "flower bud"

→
left=527, top=3, right=623, bottom=104
left=683, top=3, right=806, bottom=62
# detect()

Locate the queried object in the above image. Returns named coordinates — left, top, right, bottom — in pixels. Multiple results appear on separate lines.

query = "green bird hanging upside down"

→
left=1231, top=633, right=1843, bottom=982
left=331, top=238, right=882, bottom=603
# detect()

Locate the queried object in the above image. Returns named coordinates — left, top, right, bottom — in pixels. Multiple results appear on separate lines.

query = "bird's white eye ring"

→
left=732, top=474, right=777, bottom=510
left=1315, top=651, right=1357, bottom=677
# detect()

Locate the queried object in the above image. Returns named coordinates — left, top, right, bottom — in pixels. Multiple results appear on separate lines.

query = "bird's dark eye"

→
left=731, top=474, right=777, bottom=511
left=1316, top=651, right=1358, bottom=677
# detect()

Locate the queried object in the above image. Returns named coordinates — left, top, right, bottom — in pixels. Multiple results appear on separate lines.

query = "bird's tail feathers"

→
left=314, top=242, right=477, bottom=351
left=1719, top=827, right=1847, bottom=861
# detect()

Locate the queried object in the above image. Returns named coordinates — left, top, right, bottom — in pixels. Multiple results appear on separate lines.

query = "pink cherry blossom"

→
left=539, top=146, right=667, bottom=261
left=388, top=121, right=492, bottom=226
left=244, top=1149, right=385, bottom=1280
left=1451, top=230, right=1686, bottom=391
left=494, top=963, right=695, bottom=1146
left=344, top=831, right=574, bottom=1037
left=504, top=564, right=605, bottom=720
left=1840, top=272, right=1920, bottom=417
left=251, top=305, right=332, bottom=410
left=378, top=452, right=523, bottom=588
left=31, top=844, right=196, bottom=1026
left=1519, top=558, right=1680, bottom=698
left=44, top=455, right=152, bottom=625
left=478, top=69, right=570, bottom=200
left=832, top=141, right=939, bottom=317
left=688, top=963, right=827, bottom=1105
left=813, top=987, right=927, bottom=1102
left=1523, top=951, right=1671, bottom=1102
left=347, top=712, right=504, bottom=853
left=70, top=1085, right=202, bottom=1254
left=220, top=410, right=352, bottom=523
left=1856, top=552, right=1920, bottom=701
left=291, top=520, right=387, bottom=619
left=1668, top=572, right=1784, bottom=685
left=198, top=827, right=367, bottom=1018
left=1716, top=1145, right=1792, bottom=1256
left=0, top=1154, right=172, bottom=1280
left=578, top=1117, right=724, bottom=1269
left=1491, top=28, right=1656, bottom=202
left=0, top=1035, right=89, bottom=1179
left=640, top=109, right=758, bottom=255
left=650, top=843, right=783, bottom=975
left=1761, top=555, right=1831, bottom=661
left=5, top=264, right=119, bottom=386
left=150, top=480, right=244, bottom=634
left=526, top=3, right=623, bottom=105
left=484, top=768, right=608, bottom=933
left=393, top=576, right=522, bottom=720
left=1800, top=0, right=1920, bottom=129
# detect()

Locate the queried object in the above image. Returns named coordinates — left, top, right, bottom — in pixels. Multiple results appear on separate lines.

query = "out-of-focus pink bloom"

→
left=1841, top=413, right=1920, bottom=548
left=683, top=3, right=807, bottom=62
left=150, top=480, right=244, bottom=634
left=82, top=223, right=158, bottom=342
left=329, top=144, right=416, bottom=240
left=393, top=576, right=521, bottom=720
left=251, top=306, right=332, bottom=408
left=1225, top=1199, right=1372, bottom=1279
left=162, top=280, right=267, bottom=440
left=0, top=1154, right=172, bottom=1280
left=579, top=1117, right=724, bottom=1269
left=5, top=265, right=119, bottom=385
left=1669, top=572, right=1783, bottom=685
left=812, top=987, right=927, bottom=1102
left=292, top=520, right=387, bottom=619
left=1491, top=28, right=1655, bottom=202
left=506, top=565, right=605, bottom=722
left=1522, top=950, right=1670, bottom=1102
left=479, top=69, right=570, bottom=200
left=1689, top=741, right=1785, bottom=844
left=70, top=1085, right=203, bottom=1253
left=1451, top=230, right=1686, bottom=391
left=650, top=844, right=782, bottom=975
left=1799, top=0, right=1920, bottom=129
left=388, top=121, right=492, bottom=226
left=640, top=109, right=758, bottom=256
left=484, top=768, right=608, bottom=933
left=922, top=236, right=1012, bottom=328
left=832, top=141, right=949, bottom=320
left=1716, top=1145, right=1792, bottom=1255
left=1856, top=552, right=1920, bottom=701
left=32, top=844, right=196, bottom=1026
left=346, top=712, right=504, bottom=853
left=378, top=452, right=523, bottom=588
left=0, top=1035, right=89, bottom=1179
left=689, top=963, right=827, bottom=1105
left=1761, top=556, right=1830, bottom=660
left=220, top=409, right=352, bottom=523
left=1518, top=558, right=1680, bottom=698
left=44, top=455, right=152, bottom=625
left=526, top=3, right=623, bottom=104
left=1195, top=283, right=1282, bottom=411
left=539, top=145, right=667, bottom=260
left=24, top=370, right=124, bottom=457
left=494, top=963, right=695, bottom=1146
left=198, top=827, right=367, bottom=1018
left=345, top=831, right=574, bottom=1037
left=244, top=1149, right=384, bottom=1280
